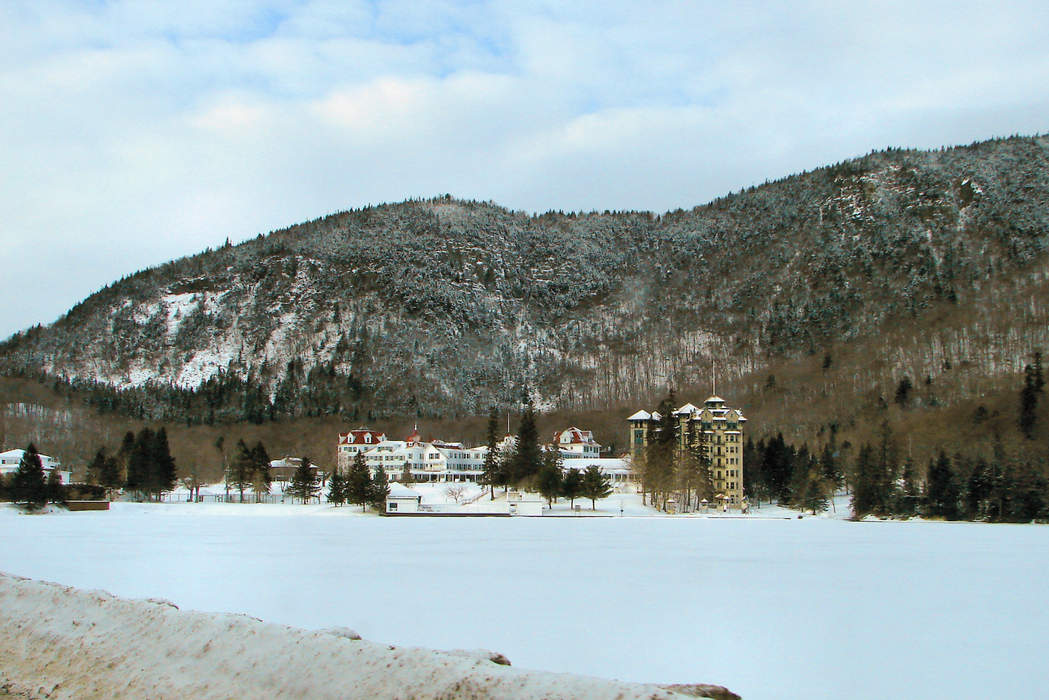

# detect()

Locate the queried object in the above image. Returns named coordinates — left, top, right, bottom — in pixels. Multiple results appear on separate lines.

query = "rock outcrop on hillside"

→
left=2, top=135, right=1048, bottom=422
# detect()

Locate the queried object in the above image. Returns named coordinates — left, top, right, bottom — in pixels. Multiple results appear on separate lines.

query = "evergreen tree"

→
left=894, top=376, right=913, bottom=407
left=125, top=427, right=155, bottom=500
left=894, top=456, right=920, bottom=517
left=561, top=467, right=584, bottom=508
left=742, top=437, right=765, bottom=503
left=509, top=395, right=542, bottom=482
left=326, top=468, right=346, bottom=506
left=1019, top=363, right=1039, bottom=438
left=231, top=439, right=254, bottom=502
left=399, top=460, right=414, bottom=485
left=12, top=443, right=47, bottom=508
left=369, top=466, right=390, bottom=511
left=873, top=421, right=898, bottom=514
left=481, top=407, right=500, bottom=500
left=851, top=443, right=877, bottom=518
left=250, top=441, right=272, bottom=502
left=536, top=456, right=563, bottom=508
left=791, top=447, right=828, bottom=514
left=761, top=433, right=794, bottom=504
left=581, top=465, right=612, bottom=510
left=965, top=457, right=993, bottom=520
left=46, top=467, right=64, bottom=504
left=116, top=431, right=135, bottom=486
left=819, top=438, right=843, bottom=492
left=924, top=451, right=960, bottom=519
left=150, top=426, right=177, bottom=500
left=644, top=393, right=678, bottom=509
left=86, top=448, right=107, bottom=486
left=678, top=423, right=712, bottom=511
left=345, top=452, right=372, bottom=511
left=289, top=457, right=320, bottom=504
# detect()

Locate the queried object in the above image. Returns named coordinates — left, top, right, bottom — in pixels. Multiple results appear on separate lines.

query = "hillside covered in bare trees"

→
left=2, top=135, right=1049, bottom=472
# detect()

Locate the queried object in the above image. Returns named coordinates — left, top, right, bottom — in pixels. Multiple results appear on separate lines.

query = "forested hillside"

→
left=2, top=135, right=1049, bottom=475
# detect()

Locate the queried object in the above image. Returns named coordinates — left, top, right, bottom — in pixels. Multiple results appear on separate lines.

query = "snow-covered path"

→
left=1, top=503, right=1047, bottom=699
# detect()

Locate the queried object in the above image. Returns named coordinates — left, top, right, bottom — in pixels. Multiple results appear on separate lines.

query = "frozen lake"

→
left=2, top=503, right=1047, bottom=700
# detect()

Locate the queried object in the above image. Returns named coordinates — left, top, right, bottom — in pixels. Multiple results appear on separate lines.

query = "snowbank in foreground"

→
left=0, top=572, right=736, bottom=700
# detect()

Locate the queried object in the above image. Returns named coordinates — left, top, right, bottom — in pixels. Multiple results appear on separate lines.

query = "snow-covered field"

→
left=2, top=501, right=1047, bottom=699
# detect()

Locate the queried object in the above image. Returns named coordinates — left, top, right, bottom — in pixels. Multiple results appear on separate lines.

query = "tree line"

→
left=82, top=427, right=178, bottom=501
left=325, top=451, right=389, bottom=511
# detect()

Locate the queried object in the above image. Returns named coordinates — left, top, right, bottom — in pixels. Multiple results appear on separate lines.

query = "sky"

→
left=2, top=0, right=1048, bottom=340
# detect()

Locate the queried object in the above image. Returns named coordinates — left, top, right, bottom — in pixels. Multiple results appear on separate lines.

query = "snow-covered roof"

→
left=674, top=403, right=699, bottom=415
left=555, top=427, right=599, bottom=445
left=560, top=457, right=631, bottom=473
left=0, top=449, right=60, bottom=467
left=626, top=410, right=651, bottom=421
left=387, top=483, right=421, bottom=499
left=704, top=395, right=725, bottom=405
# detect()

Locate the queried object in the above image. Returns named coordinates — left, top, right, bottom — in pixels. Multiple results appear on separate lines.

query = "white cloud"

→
left=2, top=0, right=1049, bottom=338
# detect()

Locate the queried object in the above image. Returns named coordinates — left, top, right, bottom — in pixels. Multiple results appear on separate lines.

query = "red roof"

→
left=555, top=427, right=597, bottom=445
left=338, top=428, right=387, bottom=445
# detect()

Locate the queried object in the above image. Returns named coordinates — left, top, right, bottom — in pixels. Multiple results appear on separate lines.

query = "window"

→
left=389, top=502, right=397, bottom=511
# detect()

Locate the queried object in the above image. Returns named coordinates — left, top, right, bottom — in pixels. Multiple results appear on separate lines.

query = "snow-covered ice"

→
left=1, top=501, right=1046, bottom=699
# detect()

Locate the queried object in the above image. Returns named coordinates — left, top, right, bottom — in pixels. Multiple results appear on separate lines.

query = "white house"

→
left=0, top=449, right=72, bottom=484
left=385, top=482, right=422, bottom=513
left=553, top=427, right=601, bottom=459
left=337, top=428, right=388, bottom=472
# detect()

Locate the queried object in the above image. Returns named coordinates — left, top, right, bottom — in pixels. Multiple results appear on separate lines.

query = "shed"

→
left=507, top=491, right=544, bottom=516
left=386, top=483, right=422, bottom=514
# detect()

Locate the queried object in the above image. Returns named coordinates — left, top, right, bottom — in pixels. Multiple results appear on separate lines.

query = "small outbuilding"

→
left=507, top=491, right=544, bottom=516
left=385, top=482, right=422, bottom=514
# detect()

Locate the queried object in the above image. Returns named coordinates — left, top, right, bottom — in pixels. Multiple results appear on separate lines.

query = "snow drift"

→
left=0, top=571, right=737, bottom=699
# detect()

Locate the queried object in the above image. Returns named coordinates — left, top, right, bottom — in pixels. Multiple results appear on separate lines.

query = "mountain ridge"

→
left=3, top=134, right=1049, bottom=426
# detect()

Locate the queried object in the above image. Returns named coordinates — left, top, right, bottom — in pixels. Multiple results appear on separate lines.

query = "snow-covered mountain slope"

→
left=2, top=135, right=1049, bottom=422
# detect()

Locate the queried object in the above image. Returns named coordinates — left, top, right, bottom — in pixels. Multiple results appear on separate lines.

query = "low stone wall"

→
left=0, top=572, right=738, bottom=700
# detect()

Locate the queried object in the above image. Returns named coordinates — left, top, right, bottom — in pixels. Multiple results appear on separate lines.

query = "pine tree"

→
left=12, top=443, right=47, bottom=509
left=231, top=439, right=254, bottom=502
left=581, top=465, right=612, bottom=510
left=87, top=447, right=122, bottom=498
left=289, top=457, right=320, bottom=504
left=116, top=431, right=135, bottom=486
left=399, top=460, right=414, bottom=485
left=536, top=456, right=563, bottom=508
left=678, top=423, right=712, bottom=511
left=86, top=448, right=107, bottom=486
left=1019, top=363, right=1039, bottom=438
left=151, top=427, right=177, bottom=500
left=46, top=467, right=64, bottom=504
left=965, top=457, right=993, bottom=520
left=924, top=451, right=960, bottom=519
left=894, top=376, right=913, bottom=407
left=345, top=452, right=372, bottom=511
left=125, top=427, right=154, bottom=500
left=819, top=439, right=843, bottom=492
left=644, top=393, right=678, bottom=509
left=509, top=395, right=542, bottom=482
left=250, top=441, right=271, bottom=502
left=561, top=468, right=584, bottom=508
left=326, top=469, right=346, bottom=506
left=851, top=443, right=877, bottom=518
left=482, top=407, right=500, bottom=499
left=369, top=466, right=390, bottom=511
